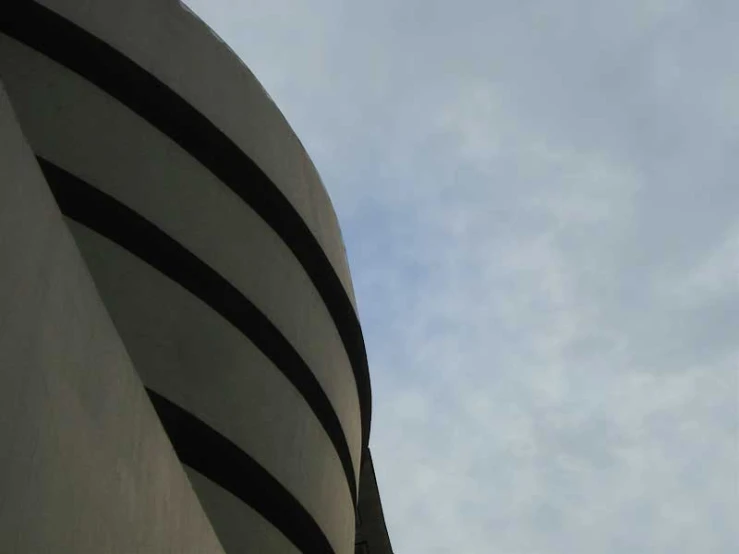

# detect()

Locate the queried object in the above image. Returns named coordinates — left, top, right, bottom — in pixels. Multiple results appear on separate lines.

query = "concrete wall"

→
left=67, top=221, right=355, bottom=552
left=37, top=0, right=357, bottom=304
left=0, top=2, right=374, bottom=553
left=0, top=33, right=362, bottom=480
left=0, top=83, right=225, bottom=554
left=185, top=469, right=301, bottom=554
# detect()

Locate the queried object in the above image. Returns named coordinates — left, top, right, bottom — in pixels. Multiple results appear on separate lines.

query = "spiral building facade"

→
left=0, top=1, right=392, bottom=552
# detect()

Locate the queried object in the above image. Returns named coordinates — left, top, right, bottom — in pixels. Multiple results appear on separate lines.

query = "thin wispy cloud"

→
left=186, top=1, right=738, bottom=552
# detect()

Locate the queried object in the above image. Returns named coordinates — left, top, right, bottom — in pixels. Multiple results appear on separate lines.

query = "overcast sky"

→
left=185, top=1, right=737, bottom=552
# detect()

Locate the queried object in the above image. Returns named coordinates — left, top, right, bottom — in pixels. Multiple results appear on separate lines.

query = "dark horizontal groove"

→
left=0, top=0, right=371, bottom=451
left=39, top=159, right=357, bottom=507
left=146, top=388, right=335, bottom=554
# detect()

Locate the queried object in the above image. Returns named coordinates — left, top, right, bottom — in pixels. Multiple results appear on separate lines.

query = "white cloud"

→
left=659, top=225, right=739, bottom=307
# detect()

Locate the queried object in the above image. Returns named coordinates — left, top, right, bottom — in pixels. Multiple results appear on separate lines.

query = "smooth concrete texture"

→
left=0, top=35, right=362, bottom=472
left=185, top=468, right=301, bottom=554
left=0, top=2, right=385, bottom=552
left=36, top=0, right=357, bottom=307
left=68, top=221, right=356, bottom=553
left=0, top=84, right=224, bottom=554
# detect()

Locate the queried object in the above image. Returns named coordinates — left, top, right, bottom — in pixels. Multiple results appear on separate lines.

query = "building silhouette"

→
left=0, top=1, right=393, bottom=552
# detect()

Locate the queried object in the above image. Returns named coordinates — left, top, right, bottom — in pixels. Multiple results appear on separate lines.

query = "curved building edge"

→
left=0, top=1, right=398, bottom=553
left=38, top=158, right=358, bottom=509
left=0, top=0, right=372, bottom=455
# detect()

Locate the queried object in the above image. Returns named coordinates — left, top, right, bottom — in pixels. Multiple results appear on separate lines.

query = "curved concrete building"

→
left=0, top=1, right=392, bottom=553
